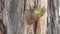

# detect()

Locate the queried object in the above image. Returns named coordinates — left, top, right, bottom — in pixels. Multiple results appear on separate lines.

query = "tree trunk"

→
left=0, top=0, right=48, bottom=34
left=36, top=0, right=47, bottom=34
left=3, top=0, right=25, bottom=34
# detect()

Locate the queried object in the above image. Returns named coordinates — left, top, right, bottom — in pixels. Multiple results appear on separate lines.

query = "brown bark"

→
left=25, top=0, right=34, bottom=34
left=0, top=0, right=47, bottom=34
left=36, top=0, right=47, bottom=34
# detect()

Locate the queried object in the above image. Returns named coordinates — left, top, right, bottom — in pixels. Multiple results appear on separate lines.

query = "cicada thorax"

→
left=32, top=7, right=46, bottom=20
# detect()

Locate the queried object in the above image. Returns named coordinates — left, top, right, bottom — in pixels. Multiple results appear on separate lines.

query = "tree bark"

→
left=3, top=0, right=25, bottom=34
left=2, top=0, right=48, bottom=34
left=36, top=0, right=47, bottom=34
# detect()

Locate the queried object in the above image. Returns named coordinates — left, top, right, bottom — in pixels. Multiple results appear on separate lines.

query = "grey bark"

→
left=47, top=0, right=58, bottom=34
left=3, top=0, right=25, bottom=34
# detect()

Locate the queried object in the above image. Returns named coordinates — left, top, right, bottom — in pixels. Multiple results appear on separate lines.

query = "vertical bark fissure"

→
left=0, top=0, right=6, bottom=34
left=34, top=20, right=38, bottom=34
left=0, top=19, right=6, bottom=34
left=48, top=0, right=55, bottom=34
left=8, top=0, right=22, bottom=34
left=34, top=0, right=38, bottom=34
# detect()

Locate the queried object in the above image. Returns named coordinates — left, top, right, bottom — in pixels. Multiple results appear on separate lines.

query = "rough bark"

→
left=25, top=0, right=34, bottom=34
left=36, top=0, right=47, bottom=34
left=1, top=0, right=48, bottom=34
left=3, top=0, right=25, bottom=34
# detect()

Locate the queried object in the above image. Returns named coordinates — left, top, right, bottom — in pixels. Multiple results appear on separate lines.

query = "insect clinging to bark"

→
left=32, top=7, right=46, bottom=20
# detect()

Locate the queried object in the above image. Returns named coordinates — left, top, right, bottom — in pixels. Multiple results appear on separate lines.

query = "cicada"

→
left=32, top=7, right=46, bottom=20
